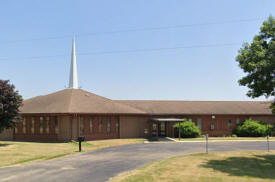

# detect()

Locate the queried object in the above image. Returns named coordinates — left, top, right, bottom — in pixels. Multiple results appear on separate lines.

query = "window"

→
left=236, top=118, right=240, bottom=125
left=14, top=125, right=18, bottom=134
left=80, top=117, right=84, bottom=135
left=210, top=124, right=215, bottom=130
left=90, top=117, right=93, bottom=133
left=152, top=123, right=157, bottom=135
left=228, top=119, right=232, bottom=130
left=46, top=117, right=50, bottom=134
left=22, top=117, right=26, bottom=134
left=39, top=117, right=44, bottom=134
left=98, top=117, right=102, bottom=133
left=107, top=117, right=111, bottom=133
left=115, top=117, right=119, bottom=133
left=54, top=116, right=59, bottom=134
left=197, top=118, right=202, bottom=130
left=31, top=117, right=35, bottom=134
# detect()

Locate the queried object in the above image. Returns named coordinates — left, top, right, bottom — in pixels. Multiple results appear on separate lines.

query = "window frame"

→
left=236, top=118, right=240, bottom=125
left=22, top=117, right=26, bottom=134
left=115, top=117, right=119, bottom=133
left=39, top=117, right=44, bottom=134
left=107, top=117, right=111, bottom=133
left=79, top=116, right=84, bottom=135
left=98, top=117, right=102, bottom=133
left=54, top=116, right=59, bottom=134
left=45, top=117, right=50, bottom=134
left=210, top=123, right=215, bottom=130
left=227, top=119, right=232, bottom=130
left=31, top=117, right=35, bottom=134
left=89, top=117, right=93, bottom=133
left=197, top=118, right=202, bottom=130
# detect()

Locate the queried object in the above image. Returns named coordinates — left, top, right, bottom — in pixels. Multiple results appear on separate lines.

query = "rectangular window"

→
left=22, top=117, right=26, bottom=134
left=152, top=123, right=157, bottom=135
left=115, top=117, right=119, bottom=133
left=107, top=117, right=111, bottom=133
left=80, top=117, right=84, bottom=135
left=31, top=117, right=35, bottom=134
left=228, top=119, right=232, bottom=130
left=197, top=118, right=202, bottom=130
left=39, top=117, right=43, bottom=134
left=236, top=118, right=240, bottom=125
left=14, top=125, right=18, bottom=134
left=90, top=117, right=93, bottom=133
left=54, top=116, right=59, bottom=134
left=210, top=124, right=215, bottom=130
left=46, top=117, right=50, bottom=134
left=98, top=117, right=102, bottom=133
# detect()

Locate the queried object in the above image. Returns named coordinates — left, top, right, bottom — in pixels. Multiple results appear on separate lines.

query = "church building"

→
left=0, top=39, right=274, bottom=141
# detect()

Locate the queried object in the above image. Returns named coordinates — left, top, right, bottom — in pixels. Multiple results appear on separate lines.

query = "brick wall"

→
left=14, top=115, right=58, bottom=141
left=78, top=115, right=120, bottom=140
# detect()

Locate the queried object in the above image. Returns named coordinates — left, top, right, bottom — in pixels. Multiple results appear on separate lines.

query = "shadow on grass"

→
left=201, top=154, right=275, bottom=179
left=0, top=143, right=10, bottom=147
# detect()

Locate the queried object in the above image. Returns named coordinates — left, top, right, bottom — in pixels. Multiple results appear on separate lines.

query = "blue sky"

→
left=0, top=0, right=274, bottom=100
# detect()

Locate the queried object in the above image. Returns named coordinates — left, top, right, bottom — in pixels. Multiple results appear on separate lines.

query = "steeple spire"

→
left=69, top=37, right=79, bottom=89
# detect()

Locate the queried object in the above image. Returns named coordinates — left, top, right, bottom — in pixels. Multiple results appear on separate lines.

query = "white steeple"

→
left=69, top=37, right=79, bottom=89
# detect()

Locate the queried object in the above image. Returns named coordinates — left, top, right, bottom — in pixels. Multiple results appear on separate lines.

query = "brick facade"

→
left=1, top=113, right=274, bottom=141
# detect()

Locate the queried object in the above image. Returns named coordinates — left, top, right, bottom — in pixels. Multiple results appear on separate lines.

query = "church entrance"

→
left=152, top=122, right=166, bottom=137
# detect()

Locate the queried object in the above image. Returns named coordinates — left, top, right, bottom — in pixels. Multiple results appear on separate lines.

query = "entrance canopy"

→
left=150, top=118, right=185, bottom=122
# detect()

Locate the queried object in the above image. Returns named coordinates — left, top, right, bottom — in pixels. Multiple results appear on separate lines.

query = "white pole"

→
left=206, top=134, right=209, bottom=153
left=267, top=135, right=270, bottom=152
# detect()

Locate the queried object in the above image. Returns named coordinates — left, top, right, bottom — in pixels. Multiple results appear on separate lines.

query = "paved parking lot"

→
left=0, top=141, right=274, bottom=182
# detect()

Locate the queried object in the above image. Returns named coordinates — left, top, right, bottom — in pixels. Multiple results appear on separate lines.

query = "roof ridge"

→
left=110, top=99, right=147, bottom=113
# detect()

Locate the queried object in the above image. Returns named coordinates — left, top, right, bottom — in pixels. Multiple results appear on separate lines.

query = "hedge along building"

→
left=0, top=39, right=274, bottom=141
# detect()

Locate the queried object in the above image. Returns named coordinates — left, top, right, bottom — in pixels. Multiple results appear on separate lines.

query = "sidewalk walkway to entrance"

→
left=145, top=137, right=176, bottom=143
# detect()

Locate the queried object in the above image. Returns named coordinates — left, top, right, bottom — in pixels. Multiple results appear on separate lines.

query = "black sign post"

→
left=78, top=136, right=85, bottom=152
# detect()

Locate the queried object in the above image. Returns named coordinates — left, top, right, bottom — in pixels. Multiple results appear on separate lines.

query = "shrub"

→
left=173, top=120, right=201, bottom=138
left=235, top=119, right=273, bottom=137
left=231, top=134, right=237, bottom=137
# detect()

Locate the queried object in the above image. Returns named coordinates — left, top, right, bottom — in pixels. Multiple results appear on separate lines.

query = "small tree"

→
left=173, top=120, right=201, bottom=138
left=0, top=80, right=23, bottom=132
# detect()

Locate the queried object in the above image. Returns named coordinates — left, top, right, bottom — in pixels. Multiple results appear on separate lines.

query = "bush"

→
left=235, top=119, right=273, bottom=137
left=173, top=120, right=201, bottom=138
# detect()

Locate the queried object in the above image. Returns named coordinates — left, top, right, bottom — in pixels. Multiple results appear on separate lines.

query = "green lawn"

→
left=0, top=138, right=146, bottom=167
left=110, top=151, right=275, bottom=182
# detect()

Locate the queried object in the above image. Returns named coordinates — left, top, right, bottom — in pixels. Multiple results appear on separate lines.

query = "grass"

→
left=172, top=136, right=275, bottom=141
left=0, top=138, right=146, bottom=167
left=110, top=151, right=275, bottom=182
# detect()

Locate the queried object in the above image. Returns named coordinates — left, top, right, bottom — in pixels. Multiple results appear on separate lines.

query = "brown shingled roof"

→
left=21, top=89, right=273, bottom=115
left=21, top=89, right=146, bottom=114
left=116, top=100, right=273, bottom=115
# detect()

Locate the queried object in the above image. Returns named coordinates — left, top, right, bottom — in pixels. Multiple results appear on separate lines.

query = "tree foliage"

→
left=236, top=16, right=275, bottom=113
left=0, top=80, right=23, bottom=132
left=173, top=120, right=201, bottom=138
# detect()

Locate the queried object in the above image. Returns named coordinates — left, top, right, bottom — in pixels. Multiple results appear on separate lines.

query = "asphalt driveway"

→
left=0, top=141, right=274, bottom=182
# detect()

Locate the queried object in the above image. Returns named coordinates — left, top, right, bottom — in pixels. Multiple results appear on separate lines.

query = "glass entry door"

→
left=159, top=122, right=166, bottom=137
left=151, top=122, right=166, bottom=137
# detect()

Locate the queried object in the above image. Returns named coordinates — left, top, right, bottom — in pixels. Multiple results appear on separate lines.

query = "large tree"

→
left=0, top=80, right=23, bottom=132
left=236, top=16, right=275, bottom=113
